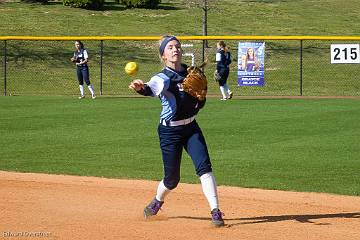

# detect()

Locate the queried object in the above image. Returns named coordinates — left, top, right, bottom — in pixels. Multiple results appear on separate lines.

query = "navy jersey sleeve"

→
left=136, top=84, right=153, bottom=96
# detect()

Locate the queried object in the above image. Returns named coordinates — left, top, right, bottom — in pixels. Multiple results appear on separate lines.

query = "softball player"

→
left=71, top=41, right=96, bottom=99
left=129, top=35, right=225, bottom=227
left=216, top=41, right=233, bottom=100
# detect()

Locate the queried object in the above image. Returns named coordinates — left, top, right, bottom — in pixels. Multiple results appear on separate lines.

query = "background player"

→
left=71, top=40, right=96, bottom=99
left=216, top=41, right=233, bottom=100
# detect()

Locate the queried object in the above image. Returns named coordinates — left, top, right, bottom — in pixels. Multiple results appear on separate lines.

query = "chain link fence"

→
left=1, top=37, right=360, bottom=97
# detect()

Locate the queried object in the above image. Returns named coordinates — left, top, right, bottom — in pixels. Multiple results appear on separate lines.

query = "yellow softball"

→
left=124, top=62, right=138, bottom=76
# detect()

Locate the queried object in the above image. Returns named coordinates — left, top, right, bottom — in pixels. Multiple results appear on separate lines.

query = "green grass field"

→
left=1, top=96, right=359, bottom=196
left=2, top=0, right=360, bottom=36
left=1, top=1, right=360, bottom=97
left=1, top=1, right=359, bottom=196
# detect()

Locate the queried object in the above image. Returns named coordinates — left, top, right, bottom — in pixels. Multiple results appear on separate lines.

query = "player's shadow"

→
left=169, top=212, right=360, bottom=228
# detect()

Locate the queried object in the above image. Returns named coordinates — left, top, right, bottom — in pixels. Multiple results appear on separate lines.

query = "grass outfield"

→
left=1, top=0, right=360, bottom=36
left=0, top=96, right=359, bottom=196
left=1, top=1, right=360, bottom=97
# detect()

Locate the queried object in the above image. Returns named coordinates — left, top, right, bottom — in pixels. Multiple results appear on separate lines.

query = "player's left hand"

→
left=182, top=63, right=208, bottom=101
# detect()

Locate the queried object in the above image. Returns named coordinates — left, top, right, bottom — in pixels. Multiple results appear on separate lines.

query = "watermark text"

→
left=1, top=231, right=51, bottom=238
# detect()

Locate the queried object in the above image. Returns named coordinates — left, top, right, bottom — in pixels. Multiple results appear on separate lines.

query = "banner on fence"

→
left=237, top=42, right=265, bottom=86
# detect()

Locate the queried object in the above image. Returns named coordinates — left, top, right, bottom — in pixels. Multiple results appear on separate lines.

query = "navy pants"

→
left=158, top=120, right=212, bottom=190
left=76, top=65, right=91, bottom=85
left=218, top=68, right=229, bottom=87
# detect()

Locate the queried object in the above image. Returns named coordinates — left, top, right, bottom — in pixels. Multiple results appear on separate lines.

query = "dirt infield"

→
left=1, top=171, right=359, bottom=240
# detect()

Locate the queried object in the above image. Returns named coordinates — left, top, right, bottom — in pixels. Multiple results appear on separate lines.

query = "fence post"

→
left=300, top=40, right=303, bottom=96
left=3, top=40, right=7, bottom=96
left=202, top=40, right=206, bottom=65
left=100, top=40, right=103, bottom=96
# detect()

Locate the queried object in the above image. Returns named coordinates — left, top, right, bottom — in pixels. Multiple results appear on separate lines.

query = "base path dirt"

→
left=1, top=171, right=359, bottom=240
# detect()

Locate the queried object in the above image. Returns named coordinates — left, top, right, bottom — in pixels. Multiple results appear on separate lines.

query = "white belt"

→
left=161, top=116, right=195, bottom=127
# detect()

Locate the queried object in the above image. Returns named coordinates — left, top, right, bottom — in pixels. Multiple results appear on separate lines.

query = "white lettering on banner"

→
left=242, top=81, right=258, bottom=85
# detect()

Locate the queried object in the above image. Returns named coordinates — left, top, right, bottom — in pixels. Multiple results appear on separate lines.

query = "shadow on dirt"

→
left=169, top=212, right=360, bottom=228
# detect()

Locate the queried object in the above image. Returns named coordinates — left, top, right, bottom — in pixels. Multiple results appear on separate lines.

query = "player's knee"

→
left=164, top=177, right=180, bottom=190
left=196, top=164, right=212, bottom=177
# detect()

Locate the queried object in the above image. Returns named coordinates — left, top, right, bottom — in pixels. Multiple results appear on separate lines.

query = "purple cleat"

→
left=144, top=198, right=164, bottom=218
left=211, top=208, right=225, bottom=227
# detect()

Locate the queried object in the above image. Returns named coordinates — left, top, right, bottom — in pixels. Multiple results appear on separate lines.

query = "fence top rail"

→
left=1, top=36, right=360, bottom=41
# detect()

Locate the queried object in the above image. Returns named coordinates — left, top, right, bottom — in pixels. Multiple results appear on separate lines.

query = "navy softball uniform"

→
left=74, top=49, right=90, bottom=86
left=215, top=48, right=232, bottom=86
left=138, top=65, right=212, bottom=190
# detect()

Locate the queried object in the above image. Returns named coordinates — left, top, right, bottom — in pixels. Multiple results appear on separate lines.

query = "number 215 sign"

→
left=331, top=44, right=360, bottom=64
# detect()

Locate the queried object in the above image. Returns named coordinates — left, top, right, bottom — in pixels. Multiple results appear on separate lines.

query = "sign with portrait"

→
left=237, top=42, right=265, bottom=86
